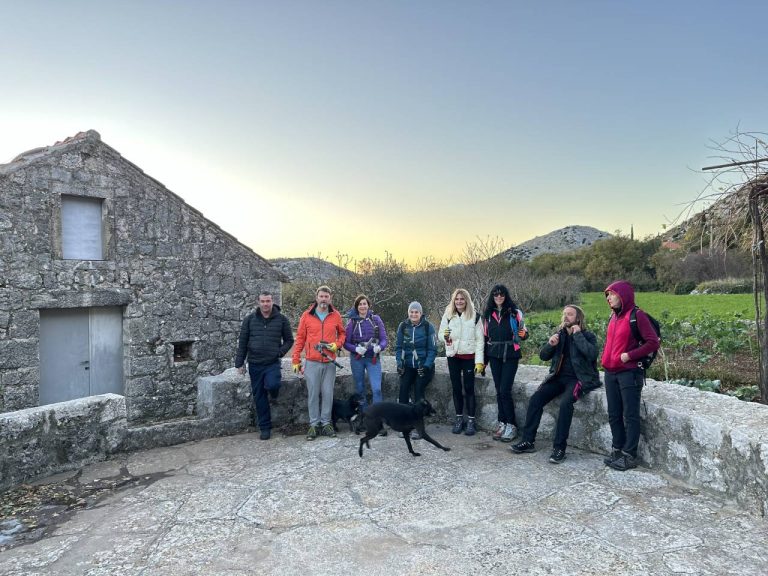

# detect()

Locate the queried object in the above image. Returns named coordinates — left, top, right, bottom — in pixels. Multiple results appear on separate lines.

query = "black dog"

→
left=332, top=394, right=361, bottom=433
left=358, top=399, right=451, bottom=457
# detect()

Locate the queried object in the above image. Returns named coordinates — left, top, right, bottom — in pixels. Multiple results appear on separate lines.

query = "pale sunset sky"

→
left=1, top=1, right=766, bottom=266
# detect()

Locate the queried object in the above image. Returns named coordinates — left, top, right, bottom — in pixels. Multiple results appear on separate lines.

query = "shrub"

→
left=694, top=278, right=753, bottom=294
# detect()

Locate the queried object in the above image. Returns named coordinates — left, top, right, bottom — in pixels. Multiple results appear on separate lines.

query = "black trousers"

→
left=488, top=357, right=519, bottom=425
left=398, top=366, right=432, bottom=404
left=447, top=356, right=476, bottom=417
left=604, top=369, right=644, bottom=458
left=521, top=376, right=578, bottom=450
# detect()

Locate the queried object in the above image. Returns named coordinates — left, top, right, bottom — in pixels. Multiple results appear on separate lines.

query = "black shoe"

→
left=608, top=452, right=638, bottom=471
left=549, top=448, right=566, bottom=464
left=510, top=440, right=536, bottom=454
left=260, top=429, right=271, bottom=440
left=603, top=449, right=622, bottom=466
left=451, top=415, right=465, bottom=434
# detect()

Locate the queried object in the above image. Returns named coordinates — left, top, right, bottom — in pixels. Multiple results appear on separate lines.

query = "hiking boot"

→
left=510, top=440, right=536, bottom=454
left=306, top=425, right=318, bottom=441
left=500, top=423, right=518, bottom=443
left=321, top=423, right=337, bottom=437
left=464, top=418, right=476, bottom=436
left=452, top=415, right=465, bottom=434
left=608, top=452, right=638, bottom=471
left=259, top=429, right=271, bottom=441
left=492, top=422, right=505, bottom=441
left=549, top=448, right=567, bottom=464
left=603, top=448, right=622, bottom=466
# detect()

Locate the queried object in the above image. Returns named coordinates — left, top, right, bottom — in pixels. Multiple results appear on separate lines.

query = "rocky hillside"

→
left=502, top=225, right=612, bottom=261
left=269, top=257, right=355, bottom=283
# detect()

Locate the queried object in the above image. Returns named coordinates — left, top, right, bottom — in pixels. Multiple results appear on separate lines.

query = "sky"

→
left=2, top=0, right=767, bottom=267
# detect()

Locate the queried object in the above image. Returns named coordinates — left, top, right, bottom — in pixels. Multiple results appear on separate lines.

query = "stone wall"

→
left=3, top=358, right=767, bottom=514
left=0, top=131, right=282, bottom=422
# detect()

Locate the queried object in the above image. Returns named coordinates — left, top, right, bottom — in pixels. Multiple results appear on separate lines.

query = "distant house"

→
left=0, top=131, right=286, bottom=423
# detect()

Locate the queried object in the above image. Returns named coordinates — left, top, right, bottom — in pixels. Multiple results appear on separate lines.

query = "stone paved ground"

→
left=1, top=426, right=766, bottom=576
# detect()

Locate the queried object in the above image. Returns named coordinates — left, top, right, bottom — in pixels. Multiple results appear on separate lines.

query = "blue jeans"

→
left=350, top=355, right=382, bottom=410
left=248, top=361, right=281, bottom=431
left=604, top=369, right=643, bottom=457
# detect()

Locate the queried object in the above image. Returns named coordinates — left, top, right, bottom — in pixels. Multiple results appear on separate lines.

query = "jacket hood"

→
left=256, top=303, right=281, bottom=318
left=307, top=302, right=337, bottom=315
left=347, top=308, right=372, bottom=321
left=605, top=280, right=635, bottom=315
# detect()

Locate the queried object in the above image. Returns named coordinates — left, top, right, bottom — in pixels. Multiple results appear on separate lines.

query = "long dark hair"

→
left=483, top=284, right=519, bottom=320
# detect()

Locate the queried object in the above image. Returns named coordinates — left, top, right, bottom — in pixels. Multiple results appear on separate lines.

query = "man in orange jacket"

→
left=292, top=285, right=346, bottom=440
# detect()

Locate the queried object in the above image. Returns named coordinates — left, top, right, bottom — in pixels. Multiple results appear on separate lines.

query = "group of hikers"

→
left=235, top=279, right=660, bottom=471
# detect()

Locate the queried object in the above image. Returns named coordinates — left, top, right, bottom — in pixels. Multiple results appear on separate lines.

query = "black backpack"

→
left=629, top=306, right=661, bottom=370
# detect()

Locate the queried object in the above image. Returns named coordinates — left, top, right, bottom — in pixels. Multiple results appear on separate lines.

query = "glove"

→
left=573, top=381, right=583, bottom=401
left=417, top=366, right=425, bottom=377
left=326, top=342, right=338, bottom=353
left=292, top=363, right=301, bottom=374
left=397, top=365, right=404, bottom=377
left=355, top=345, right=367, bottom=356
left=372, top=344, right=381, bottom=354
left=474, top=363, right=484, bottom=374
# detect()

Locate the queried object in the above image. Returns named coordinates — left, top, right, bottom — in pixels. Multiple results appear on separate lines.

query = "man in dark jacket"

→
left=510, top=305, right=601, bottom=463
left=235, top=291, right=294, bottom=440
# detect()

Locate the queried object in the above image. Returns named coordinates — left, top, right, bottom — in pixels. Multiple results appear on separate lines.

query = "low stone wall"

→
left=2, top=356, right=767, bottom=515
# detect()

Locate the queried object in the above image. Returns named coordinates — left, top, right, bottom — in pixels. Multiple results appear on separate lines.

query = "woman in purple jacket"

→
left=344, top=294, right=388, bottom=412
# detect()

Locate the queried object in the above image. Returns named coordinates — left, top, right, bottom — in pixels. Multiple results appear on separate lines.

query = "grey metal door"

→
left=39, top=307, right=123, bottom=405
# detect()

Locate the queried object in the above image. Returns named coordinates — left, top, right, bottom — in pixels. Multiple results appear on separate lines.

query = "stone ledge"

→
left=2, top=357, right=767, bottom=515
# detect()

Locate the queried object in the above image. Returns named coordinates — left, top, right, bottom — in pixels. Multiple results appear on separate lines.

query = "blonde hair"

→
left=559, top=304, right=586, bottom=331
left=443, top=288, right=476, bottom=320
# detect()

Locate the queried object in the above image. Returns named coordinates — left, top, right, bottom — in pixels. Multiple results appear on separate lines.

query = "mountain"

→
left=502, top=225, right=612, bottom=261
left=269, top=257, right=355, bottom=283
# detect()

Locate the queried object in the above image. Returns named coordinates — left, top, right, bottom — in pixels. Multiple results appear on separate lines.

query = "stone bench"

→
left=1, top=355, right=767, bottom=515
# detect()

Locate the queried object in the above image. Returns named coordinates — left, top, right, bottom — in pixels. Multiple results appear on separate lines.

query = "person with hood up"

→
left=602, top=280, right=660, bottom=471
left=235, top=291, right=294, bottom=440
left=343, top=294, right=388, bottom=412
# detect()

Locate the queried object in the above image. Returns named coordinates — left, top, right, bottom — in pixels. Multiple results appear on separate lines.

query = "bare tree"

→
left=697, top=129, right=768, bottom=402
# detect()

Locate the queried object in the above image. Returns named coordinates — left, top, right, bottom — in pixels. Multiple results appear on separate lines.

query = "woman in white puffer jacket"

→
left=438, top=288, right=485, bottom=436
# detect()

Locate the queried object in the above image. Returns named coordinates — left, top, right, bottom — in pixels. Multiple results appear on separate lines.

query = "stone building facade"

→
left=0, top=130, right=285, bottom=423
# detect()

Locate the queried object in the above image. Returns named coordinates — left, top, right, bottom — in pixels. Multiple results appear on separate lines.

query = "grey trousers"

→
left=304, top=360, right=336, bottom=426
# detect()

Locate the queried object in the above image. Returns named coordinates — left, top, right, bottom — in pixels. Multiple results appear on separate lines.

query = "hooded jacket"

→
left=235, top=304, right=294, bottom=367
left=438, top=311, right=484, bottom=363
left=601, top=280, right=660, bottom=372
left=343, top=309, right=388, bottom=358
left=292, top=302, right=346, bottom=364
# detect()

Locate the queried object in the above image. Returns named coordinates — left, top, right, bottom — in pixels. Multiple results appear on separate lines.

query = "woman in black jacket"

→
left=483, top=284, right=528, bottom=443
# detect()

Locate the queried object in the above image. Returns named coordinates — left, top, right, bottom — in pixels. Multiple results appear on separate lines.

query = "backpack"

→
left=629, top=306, right=661, bottom=370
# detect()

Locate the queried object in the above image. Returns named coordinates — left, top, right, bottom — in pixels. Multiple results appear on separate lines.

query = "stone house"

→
left=0, top=130, right=285, bottom=423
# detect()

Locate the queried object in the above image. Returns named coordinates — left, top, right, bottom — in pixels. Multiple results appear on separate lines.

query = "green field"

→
left=524, top=292, right=760, bottom=399
left=528, top=292, right=759, bottom=324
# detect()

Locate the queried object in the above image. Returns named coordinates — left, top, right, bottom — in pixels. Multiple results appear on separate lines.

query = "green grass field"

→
left=524, top=292, right=760, bottom=398
left=528, top=292, right=759, bottom=324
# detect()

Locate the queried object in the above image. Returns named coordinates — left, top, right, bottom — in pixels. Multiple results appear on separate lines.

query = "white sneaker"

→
left=500, top=423, right=518, bottom=443
left=492, top=422, right=505, bottom=441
